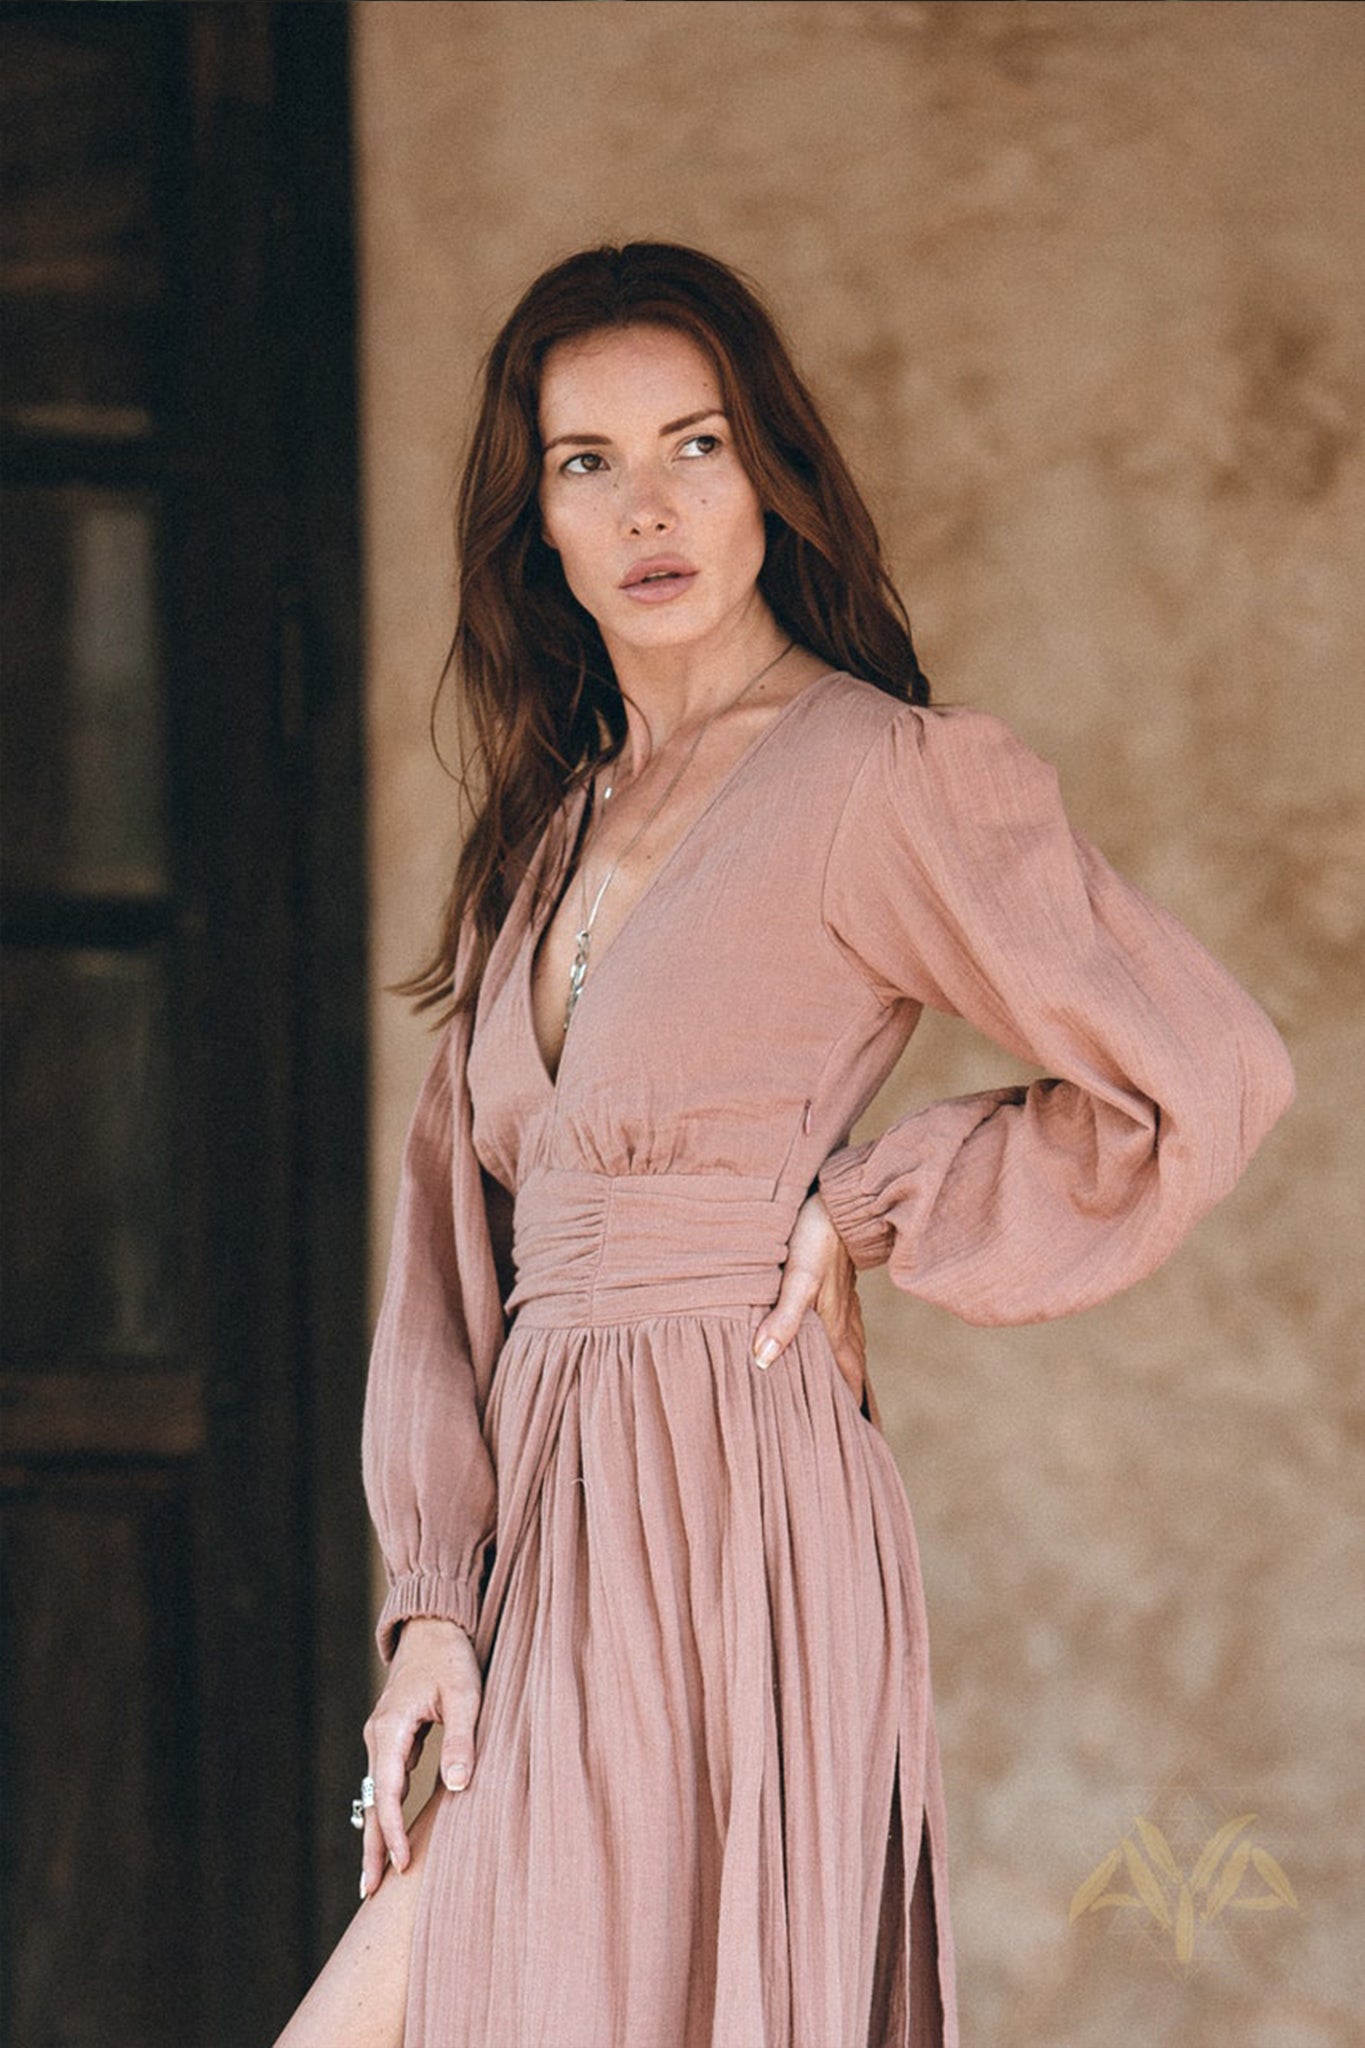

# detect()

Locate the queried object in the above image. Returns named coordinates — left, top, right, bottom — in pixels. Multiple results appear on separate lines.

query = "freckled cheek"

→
left=726, top=502, right=768, bottom=575
left=542, top=501, right=614, bottom=589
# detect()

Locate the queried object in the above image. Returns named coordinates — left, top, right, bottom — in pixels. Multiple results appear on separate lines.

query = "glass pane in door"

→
left=0, top=944, right=178, bottom=1361
left=0, top=484, right=168, bottom=897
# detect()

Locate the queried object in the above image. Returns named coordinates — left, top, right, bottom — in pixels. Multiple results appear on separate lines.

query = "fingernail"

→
left=754, top=1337, right=779, bottom=1369
left=359, top=1874, right=368, bottom=1902
left=445, top=1765, right=469, bottom=1792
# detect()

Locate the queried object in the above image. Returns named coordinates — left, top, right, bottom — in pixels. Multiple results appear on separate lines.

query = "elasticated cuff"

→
left=375, top=1569, right=481, bottom=1665
left=816, top=1141, right=896, bottom=1271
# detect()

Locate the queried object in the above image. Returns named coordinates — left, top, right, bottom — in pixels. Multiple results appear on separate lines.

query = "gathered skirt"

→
left=403, top=1279, right=956, bottom=2046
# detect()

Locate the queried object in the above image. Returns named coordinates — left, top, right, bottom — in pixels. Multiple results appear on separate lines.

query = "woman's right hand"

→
left=360, top=1616, right=482, bottom=1900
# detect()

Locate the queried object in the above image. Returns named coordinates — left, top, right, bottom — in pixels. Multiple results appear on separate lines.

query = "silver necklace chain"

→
left=563, top=640, right=795, bottom=1033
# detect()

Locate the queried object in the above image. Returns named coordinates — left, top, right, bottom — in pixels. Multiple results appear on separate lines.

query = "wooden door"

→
left=0, top=6, right=370, bottom=2040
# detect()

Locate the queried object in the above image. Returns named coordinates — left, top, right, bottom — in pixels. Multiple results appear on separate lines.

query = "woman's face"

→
left=537, top=323, right=770, bottom=659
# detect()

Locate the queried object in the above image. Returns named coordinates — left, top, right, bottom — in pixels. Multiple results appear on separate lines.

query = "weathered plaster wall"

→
left=352, top=6, right=1363, bottom=2040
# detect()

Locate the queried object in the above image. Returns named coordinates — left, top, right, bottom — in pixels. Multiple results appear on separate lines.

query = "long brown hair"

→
left=401, top=240, right=932, bottom=1015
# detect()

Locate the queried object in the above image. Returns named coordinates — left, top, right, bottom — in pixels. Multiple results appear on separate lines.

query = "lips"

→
left=619, top=554, right=698, bottom=599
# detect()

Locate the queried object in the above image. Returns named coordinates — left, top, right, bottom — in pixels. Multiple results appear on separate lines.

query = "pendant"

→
left=564, top=925, right=592, bottom=1033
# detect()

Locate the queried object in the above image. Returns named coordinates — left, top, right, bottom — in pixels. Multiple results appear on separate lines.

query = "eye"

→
left=560, top=450, right=607, bottom=475
left=679, top=433, right=722, bottom=459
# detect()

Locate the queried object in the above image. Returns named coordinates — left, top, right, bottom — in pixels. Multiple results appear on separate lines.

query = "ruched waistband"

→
left=505, top=1169, right=796, bottom=1327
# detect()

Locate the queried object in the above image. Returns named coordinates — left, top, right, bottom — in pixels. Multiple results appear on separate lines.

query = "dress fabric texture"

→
left=362, top=673, right=1293, bottom=2048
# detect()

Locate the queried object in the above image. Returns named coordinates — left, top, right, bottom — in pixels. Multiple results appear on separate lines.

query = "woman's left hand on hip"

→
left=753, top=1189, right=866, bottom=1402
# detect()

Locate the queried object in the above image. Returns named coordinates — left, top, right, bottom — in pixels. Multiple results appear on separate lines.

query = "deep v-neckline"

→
left=523, top=669, right=842, bottom=1093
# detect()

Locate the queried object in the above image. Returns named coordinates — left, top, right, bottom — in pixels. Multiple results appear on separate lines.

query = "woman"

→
left=277, top=242, right=1293, bottom=2048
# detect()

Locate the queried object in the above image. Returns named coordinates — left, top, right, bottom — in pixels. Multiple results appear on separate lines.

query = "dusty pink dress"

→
left=362, top=673, right=1293, bottom=2048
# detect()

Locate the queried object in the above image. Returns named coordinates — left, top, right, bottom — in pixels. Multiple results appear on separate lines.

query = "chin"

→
left=619, top=584, right=754, bottom=636
left=609, top=604, right=721, bottom=650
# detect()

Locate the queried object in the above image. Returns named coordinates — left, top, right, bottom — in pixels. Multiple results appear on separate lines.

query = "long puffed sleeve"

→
left=362, top=980, right=506, bottom=1661
left=816, top=706, right=1294, bottom=1325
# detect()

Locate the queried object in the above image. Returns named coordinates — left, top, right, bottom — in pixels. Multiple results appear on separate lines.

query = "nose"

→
left=619, top=464, right=676, bottom=539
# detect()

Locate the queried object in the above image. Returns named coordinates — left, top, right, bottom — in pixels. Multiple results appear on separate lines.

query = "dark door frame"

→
left=1, top=5, right=371, bottom=2037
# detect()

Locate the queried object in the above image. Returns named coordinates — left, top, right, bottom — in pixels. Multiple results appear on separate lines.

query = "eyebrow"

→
left=541, top=408, right=724, bottom=454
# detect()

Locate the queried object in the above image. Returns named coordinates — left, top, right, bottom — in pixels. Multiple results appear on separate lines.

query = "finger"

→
left=806, top=1289, right=864, bottom=1399
left=368, top=1709, right=420, bottom=1873
left=753, top=1265, right=819, bottom=1368
left=861, top=1369, right=885, bottom=1431
left=359, top=1755, right=411, bottom=1899
left=822, top=1286, right=863, bottom=1400
left=438, top=1670, right=483, bottom=1794
left=360, top=1804, right=387, bottom=1902
left=831, top=1328, right=866, bottom=1403
left=809, top=1269, right=866, bottom=1399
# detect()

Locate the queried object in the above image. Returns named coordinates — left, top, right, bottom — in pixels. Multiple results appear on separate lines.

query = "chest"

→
left=528, top=729, right=787, bottom=1083
left=466, top=682, right=922, bottom=1194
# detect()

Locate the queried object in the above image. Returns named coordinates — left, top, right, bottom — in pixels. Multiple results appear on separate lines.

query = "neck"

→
left=603, top=604, right=793, bottom=776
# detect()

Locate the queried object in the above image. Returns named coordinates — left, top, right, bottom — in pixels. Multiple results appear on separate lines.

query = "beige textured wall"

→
left=352, top=5, right=1362, bottom=2040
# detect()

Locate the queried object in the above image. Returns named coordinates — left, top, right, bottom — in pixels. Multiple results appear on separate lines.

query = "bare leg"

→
left=272, top=1786, right=441, bottom=2048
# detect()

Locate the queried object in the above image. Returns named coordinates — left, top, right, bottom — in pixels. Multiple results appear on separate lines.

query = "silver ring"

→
left=350, top=1775, right=376, bottom=1830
